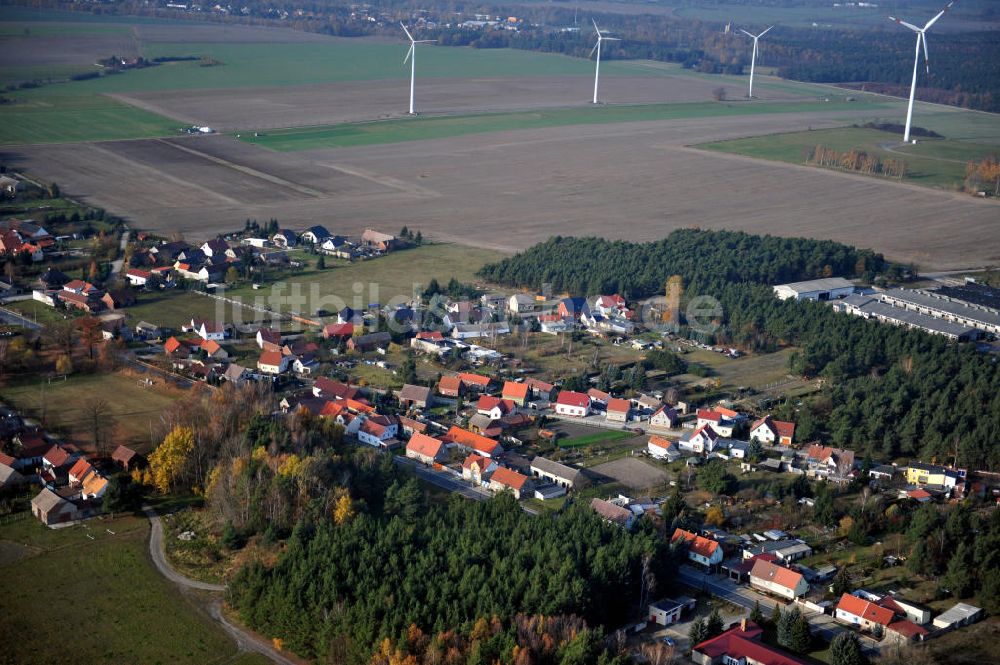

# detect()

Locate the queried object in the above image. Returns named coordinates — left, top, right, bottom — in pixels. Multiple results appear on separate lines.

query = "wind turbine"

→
left=590, top=20, right=620, bottom=104
left=401, top=22, right=436, bottom=115
left=739, top=26, right=773, bottom=100
left=889, top=2, right=953, bottom=143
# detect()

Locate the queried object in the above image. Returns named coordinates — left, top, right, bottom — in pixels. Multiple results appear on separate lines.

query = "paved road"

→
left=143, top=507, right=299, bottom=664
left=677, top=566, right=880, bottom=657
left=394, top=456, right=491, bottom=501
left=0, top=306, right=43, bottom=331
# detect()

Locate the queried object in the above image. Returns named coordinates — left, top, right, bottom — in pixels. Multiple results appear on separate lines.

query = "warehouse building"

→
left=880, top=288, right=1000, bottom=336
left=836, top=295, right=983, bottom=342
left=773, top=277, right=855, bottom=301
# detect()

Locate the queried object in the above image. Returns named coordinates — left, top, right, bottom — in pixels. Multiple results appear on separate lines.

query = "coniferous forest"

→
left=478, top=232, right=1000, bottom=470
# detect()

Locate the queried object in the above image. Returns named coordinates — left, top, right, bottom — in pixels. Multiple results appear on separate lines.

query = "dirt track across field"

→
left=6, top=106, right=998, bottom=270
left=108, top=75, right=793, bottom=132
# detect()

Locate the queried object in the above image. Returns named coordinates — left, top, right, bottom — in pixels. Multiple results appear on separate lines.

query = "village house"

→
left=31, top=488, right=82, bottom=526
left=671, top=528, right=724, bottom=571
left=679, top=424, right=721, bottom=455
left=111, top=445, right=142, bottom=471
left=806, top=444, right=856, bottom=481
left=125, top=268, right=152, bottom=287
left=749, top=559, right=809, bottom=600
left=648, top=405, right=679, bottom=432
left=299, top=225, right=332, bottom=244
left=195, top=320, right=227, bottom=342
left=488, top=466, right=531, bottom=499
left=444, top=426, right=503, bottom=458
left=361, top=229, right=397, bottom=252
left=529, top=457, right=585, bottom=490
left=257, top=350, right=291, bottom=375
left=590, top=498, right=635, bottom=529
left=476, top=395, right=514, bottom=421
left=312, top=377, right=357, bottom=400
left=322, top=322, right=354, bottom=342
left=457, top=372, right=491, bottom=393
left=508, top=293, right=539, bottom=315
left=292, top=354, right=319, bottom=375
left=347, top=331, right=391, bottom=353
left=750, top=415, right=796, bottom=446
left=271, top=229, right=298, bottom=248
left=200, top=238, right=230, bottom=258
left=501, top=381, right=530, bottom=406
left=647, top=598, right=688, bottom=626
left=905, top=462, right=962, bottom=489
left=691, top=620, right=808, bottom=665
left=696, top=408, right=738, bottom=438
left=556, top=297, right=590, bottom=320
left=357, top=416, right=399, bottom=449
left=0, top=461, right=26, bottom=491
left=647, top=435, right=680, bottom=461
left=462, top=453, right=497, bottom=485
left=437, top=375, right=464, bottom=398
left=554, top=391, right=591, bottom=417
left=397, top=384, right=434, bottom=410
left=605, top=398, right=631, bottom=423
left=405, top=433, right=446, bottom=465
left=200, top=339, right=228, bottom=360
left=835, top=593, right=897, bottom=633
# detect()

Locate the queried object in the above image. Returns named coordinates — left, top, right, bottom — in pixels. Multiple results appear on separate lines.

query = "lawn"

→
left=221, top=243, right=505, bottom=319
left=700, top=126, right=999, bottom=190
left=559, top=429, right=634, bottom=449
left=242, top=99, right=887, bottom=151
left=0, top=513, right=239, bottom=664
left=5, top=299, right=71, bottom=326
left=0, top=371, right=181, bottom=451
left=124, top=289, right=273, bottom=332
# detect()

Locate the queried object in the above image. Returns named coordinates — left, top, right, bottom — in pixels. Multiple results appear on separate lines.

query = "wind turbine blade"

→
left=739, top=29, right=755, bottom=38
left=415, top=40, right=436, bottom=44
left=592, top=18, right=601, bottom=34
left=921, top=32, right=930, bottom=74
left=400, top=22, right=414, bottom=42
left=605, top=37, right=621, bottom=42
left=758, top=25, right=774, bottom=38
left=924, top=1, right=953, bottom=30
left=889, top=17, right=922, bottom=32
left=589, top=41, right=599, bottom=58
left=403, top=44, right=413, bottom=64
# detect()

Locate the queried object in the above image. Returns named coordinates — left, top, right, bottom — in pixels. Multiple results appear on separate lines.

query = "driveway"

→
left=143, top=507, right=300, bottom=664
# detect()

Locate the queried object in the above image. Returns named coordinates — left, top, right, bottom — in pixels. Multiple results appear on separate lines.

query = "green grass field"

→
left=559, top=429, right=633, bottom=449
left=221, top=243, right=505, bottom=314
left=0, top=513, right=239, bottom=664
left=0, top=372, right=180, bottom=450
left=244, top=99, right=887, bottom=151
left=701, top=126, right=999, bottom=189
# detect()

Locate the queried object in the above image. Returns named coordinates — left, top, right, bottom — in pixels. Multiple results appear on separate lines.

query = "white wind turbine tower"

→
left=739, top=25, right=773, bottom=100
left=590, top=19, right=620, bottom=104
left=401, top=22, right=436, bottom=115
left=889, top=2, right=953, bottom=144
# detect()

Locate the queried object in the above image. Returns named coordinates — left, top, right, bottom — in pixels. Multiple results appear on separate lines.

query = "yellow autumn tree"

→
left=148, top=425, right=195, bottom=494
left=704, top=505, right=726, bottom=527
left=333, top=492, right=355, bottom=525
left=55, top=354, right=73, bottom=375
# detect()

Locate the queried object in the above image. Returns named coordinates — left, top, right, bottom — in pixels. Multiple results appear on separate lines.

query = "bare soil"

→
left=6, top=106, right=996, bottom=270
left=108, top=74, right=784, bottom=132
left=588, top=457, right=669, bottom=491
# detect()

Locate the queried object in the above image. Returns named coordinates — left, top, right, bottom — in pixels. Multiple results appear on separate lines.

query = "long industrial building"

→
left=880, top=288, right=1000, bottom=336
left=836, top=294, right=983, bottom=341
left=773, top=277, right=855, bottom=301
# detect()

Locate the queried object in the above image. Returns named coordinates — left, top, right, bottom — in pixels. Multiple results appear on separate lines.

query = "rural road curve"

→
left=111, top=229, right=130, bottom=276
left=143, top=507, right=300, bottom=665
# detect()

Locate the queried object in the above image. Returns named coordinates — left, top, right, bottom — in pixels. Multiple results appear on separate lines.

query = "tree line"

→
left=808, top=145, right=907, bottom=180
left=477, top=232, right=1000, bottom=470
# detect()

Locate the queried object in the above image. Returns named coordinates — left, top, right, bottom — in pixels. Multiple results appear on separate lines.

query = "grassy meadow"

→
left=243, top=98, right=888, bottom=151
left=0, top=513, right=239, bottom=664
left=700, top=126, right=999, bottom=190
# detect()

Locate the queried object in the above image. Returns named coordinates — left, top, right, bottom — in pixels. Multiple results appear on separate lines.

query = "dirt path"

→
left=143, top=507, right=301, bottom=665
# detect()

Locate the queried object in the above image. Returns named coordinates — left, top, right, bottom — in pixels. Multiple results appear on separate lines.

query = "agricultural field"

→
left=701, top=126, right=1000, bottom=190
left=0, top=513, right=240, bottom=664
left=0, top=371, right=181, bottom=451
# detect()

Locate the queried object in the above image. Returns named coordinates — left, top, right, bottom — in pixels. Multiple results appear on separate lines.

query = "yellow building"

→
left=906, top=462, right=960, bottom=488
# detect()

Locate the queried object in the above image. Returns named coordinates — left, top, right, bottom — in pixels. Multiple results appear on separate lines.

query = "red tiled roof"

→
left=525, top=378, right=554, bottom=393
left=438, top=376, right=463, bottom=393
left=313, top=377, right=357, bottom=400
left=694, top=621, right=807, bottom=665
left=502, top=381, right=529, bottom=399
left=607, top=398, right=631, bottom=414
left=360, top=418, right=388, bottom=437
left=319, top=401, right=347, bottom=418
left=477, top=395, right=513, bottom=414
left=490, top=466, right=528, bottom=491
left=406, top=433, right=444, bottom=459
left=201, top=339, right=222, bottom=355
left=648, top=435, right=672, bottom=451
left=111, top=445, right=137, bottom=465
left=836, top=594, right=895, bottom=626
left=587, top=388, right=610, bottom=401
left=887, top=619, right=928, bottom=639
left=444, top=426, right=501, bottom=456
left=163, top=337, right=182, bottom=353
left=670, top=528, right=719, bottom=558
left=697, top=408, right=724, bottom=423
left=555, top=391, right=590, bottom=409
left=126, top=268, right=151, bottom=279
left=0, top=452, right=15, bottom=466
left=463, top=453, right=491, bottom=471
left=43, top=445, right=71, bottom=467
left=345, top=398, right=375, bottom=414
left=458, top=372, right=491, bottom=387
left=416, top=331, right=444, bottom=341
left=68, top=457, right=92, bottom=480
left=750, top=559, right=804, bottom=592
left=259, top=351, right=283, bottom=367
left=774, top=420, right=795, bottom=439
left=322, top=322, right=354, bottom=337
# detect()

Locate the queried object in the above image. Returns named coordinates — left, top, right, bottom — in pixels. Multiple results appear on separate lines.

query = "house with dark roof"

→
left=590, top=498, right=635, bottom=529
left=347, top=331, right=391, bottom=353
left=397, top=384, right=433, bottom=409
left=529, top=457, right=585, bottom=489
left=557, top=297, right=589, bottom=320
left=271, top=229, right=298, bottom=248
left=299, top=225, right=332, bottom=244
